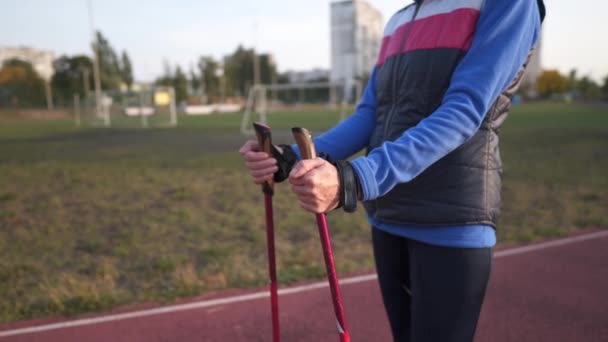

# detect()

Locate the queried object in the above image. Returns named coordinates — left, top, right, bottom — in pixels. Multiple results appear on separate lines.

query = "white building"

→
left=0, top=46, right=54, bottom=81
left=286, top=68, right=330, bottom=84
left=330, top=0, right=383, bottom=94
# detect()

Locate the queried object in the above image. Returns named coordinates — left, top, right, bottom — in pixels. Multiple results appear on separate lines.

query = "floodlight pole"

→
left=88, top=0, right=107, bottom=127
left=82, top=67, right=90, bottom=99
left=198, top=58, right=207, bottom=104
left=253, top=51, right=261, bottom=87
left=139, top=91, right=148, bottom=128
left=44, top=80, right=54, bottom=111
left=218, top=64, right=226, bottom=103
left=169, top=87, right=177, bottom=127
left=271, top=71, right=277, bottom=105
left=74, top=93, right=81, bottom=128
left=253, top=22, right=261, bottom=87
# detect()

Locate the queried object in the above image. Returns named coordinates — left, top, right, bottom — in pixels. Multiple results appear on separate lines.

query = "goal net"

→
left=240, top=82, right=361, bottom=135
left=76, top=86, right=177, bottom=128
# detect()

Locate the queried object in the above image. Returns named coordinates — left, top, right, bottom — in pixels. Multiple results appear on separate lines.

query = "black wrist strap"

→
left=271, top=144, right=298, bottom=182
left=334, top=160, right=359, bottom=213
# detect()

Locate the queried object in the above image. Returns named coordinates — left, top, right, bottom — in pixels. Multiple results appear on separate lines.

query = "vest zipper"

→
left=374, top=1, right=422, bottom=218
left=381, top=2, right=422, bottom=141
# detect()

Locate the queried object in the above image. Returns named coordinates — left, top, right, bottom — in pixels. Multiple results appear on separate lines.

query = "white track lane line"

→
left=1, top=230, right=607, bottom=338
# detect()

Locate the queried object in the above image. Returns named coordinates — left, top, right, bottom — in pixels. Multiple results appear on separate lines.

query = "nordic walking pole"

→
left=292, top=127, right=351, bottom=342
left=253, top=122, right=280, bottom=342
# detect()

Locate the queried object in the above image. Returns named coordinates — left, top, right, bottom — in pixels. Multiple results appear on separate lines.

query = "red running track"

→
left=1, top=231, right=607, bottom=342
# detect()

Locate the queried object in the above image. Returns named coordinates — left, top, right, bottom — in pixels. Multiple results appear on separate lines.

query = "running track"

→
left=1, top=231, right=607, bottom=341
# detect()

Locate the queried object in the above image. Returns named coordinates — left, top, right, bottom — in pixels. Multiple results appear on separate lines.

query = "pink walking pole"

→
left=292, top=127, right=351, bottom=342
left=253, top=122, right=280, bottom=342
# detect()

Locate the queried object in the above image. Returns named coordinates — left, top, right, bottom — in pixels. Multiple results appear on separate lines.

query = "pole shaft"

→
left=315, top=213, right=350, bottom=342
left=291, top=127, right=350, bottom=341
left=264, top=194, right=280, bottom=342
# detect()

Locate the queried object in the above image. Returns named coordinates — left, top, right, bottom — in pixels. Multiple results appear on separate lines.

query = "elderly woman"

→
left=240, top=1, right=545, bottom=341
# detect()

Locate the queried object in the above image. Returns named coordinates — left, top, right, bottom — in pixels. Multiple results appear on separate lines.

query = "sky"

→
left=1, top=0, right=607, bottom=83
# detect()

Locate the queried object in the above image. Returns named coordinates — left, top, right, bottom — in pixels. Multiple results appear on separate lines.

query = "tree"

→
left=537, top=69, right=568, bottom=97
left=51, top=55, right=93, bottom=105
left=120, top=51, right=133, bottom=91
left=224, top=45, right=277, bottom=96
left=224, top=45, right=254, bottom=97
left=173, top=66, right=189, bottom=104
left=198, top=56, right=220, bottom=102
left=0, top=59, right=46, bottom=108
left=223, top=46, right=278, bottom=98
left=578, top=76, right=600, bottom=100
left=154, top=63, right=189, bottom=104
left=602, top=75, right=608, bottom=101
left=93, top=31, right=122, bottom=90
left=189, top=67, right=200, bottom=95
left=568, top=69, right=578, bottom=92
left=155, top=59, right=173, bottom=88
left=258, top=54, right=277, bottom=85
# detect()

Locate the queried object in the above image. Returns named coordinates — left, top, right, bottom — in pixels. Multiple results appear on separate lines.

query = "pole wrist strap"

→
left=334, top=160, right=360, bottom=213
left=271, top=144, right=298, bottom=183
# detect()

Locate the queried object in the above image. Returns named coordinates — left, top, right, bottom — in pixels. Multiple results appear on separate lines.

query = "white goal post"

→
left=240, top=81, right=362, bottom=136
left=75, top=86, right=177, bottom=128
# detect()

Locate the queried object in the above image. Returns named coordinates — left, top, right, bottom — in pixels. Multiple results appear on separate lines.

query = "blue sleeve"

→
left=351, top=0, right=541, bottom=201
left=292, top=68, right=378, bottom=160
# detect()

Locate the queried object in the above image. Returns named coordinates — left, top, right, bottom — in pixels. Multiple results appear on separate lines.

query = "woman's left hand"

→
left=288, top=158, right=340, bottom=214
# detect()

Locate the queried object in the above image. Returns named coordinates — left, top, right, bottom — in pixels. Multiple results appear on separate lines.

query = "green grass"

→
left=498, top=103, right=608, bottom=241
left=0, top=102, right=606, bottom=323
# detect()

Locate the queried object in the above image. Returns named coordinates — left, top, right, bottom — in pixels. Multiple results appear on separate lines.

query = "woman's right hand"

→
left=239, top=140, right=279, bottom=185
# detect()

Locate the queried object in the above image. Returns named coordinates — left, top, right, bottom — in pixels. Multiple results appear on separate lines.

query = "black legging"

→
left=372, top=228, right=492, bottom=342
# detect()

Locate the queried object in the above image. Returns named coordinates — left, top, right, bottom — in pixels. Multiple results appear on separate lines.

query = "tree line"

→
left=0, top=31, right=134, bottom=109
left=0, top=31, right=287, bottom=108
left=1, top=30, right=607, bottom=109
left=537, top=69, right=608, bottom=101
left=154, top=46, right=280, bottom=104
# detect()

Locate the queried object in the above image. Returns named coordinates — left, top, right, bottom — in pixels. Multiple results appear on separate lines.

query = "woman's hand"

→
left=289, top=158, right=340, bottom=213
left=239, top=140, right=278, bottom=184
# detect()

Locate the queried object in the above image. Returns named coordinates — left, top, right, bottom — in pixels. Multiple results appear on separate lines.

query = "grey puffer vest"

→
left=363, top=0, right=534, bottom=228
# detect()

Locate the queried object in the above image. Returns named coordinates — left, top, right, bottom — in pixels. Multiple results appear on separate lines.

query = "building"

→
left=330, top=0, right=383, bottom=97
left=285, top=68, right=330, bottom=84
left=0, top=46, right=54, bottom=81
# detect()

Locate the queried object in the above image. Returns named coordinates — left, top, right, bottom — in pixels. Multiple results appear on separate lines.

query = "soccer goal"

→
left=240, top=82, right=361, bottom=135
left=76, top=86, right=177, bottom=128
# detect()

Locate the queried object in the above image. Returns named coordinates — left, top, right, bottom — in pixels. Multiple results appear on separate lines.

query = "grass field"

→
left=0, top=102, right=606, bottom=323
